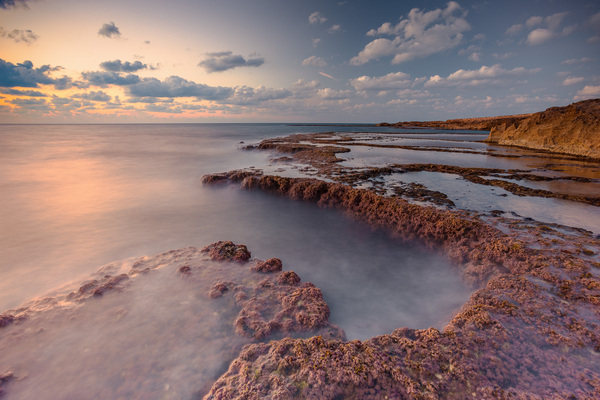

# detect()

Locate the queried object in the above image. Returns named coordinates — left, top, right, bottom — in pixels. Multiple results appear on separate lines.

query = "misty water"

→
left=1, top=123, right=597, bottom=398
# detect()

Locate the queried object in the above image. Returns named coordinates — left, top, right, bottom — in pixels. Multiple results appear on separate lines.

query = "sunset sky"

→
left=1, top=0, right=599, bottom=123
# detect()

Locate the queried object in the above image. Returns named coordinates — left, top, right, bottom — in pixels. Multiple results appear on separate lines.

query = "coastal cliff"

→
left=485, top=98, right=600, bottom=159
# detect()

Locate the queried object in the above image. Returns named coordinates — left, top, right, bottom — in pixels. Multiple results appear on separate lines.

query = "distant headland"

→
left=378, top=98, right=600, bottom=159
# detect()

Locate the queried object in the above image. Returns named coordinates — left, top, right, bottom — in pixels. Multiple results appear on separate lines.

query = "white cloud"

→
left=351, top=2, right=470, bottom=65
left=301, top=56, right=327, bottom=67
left=350, top=71, right=412, bottom=91
left=527, top=28, right=554, bottom=45
left=424, top=64, right=540, bottom=88
left=562, top=76, right=584, bottom=86
left=574, top=85, right=600, bottom=100
left=309, top=12, right=327, bottom=24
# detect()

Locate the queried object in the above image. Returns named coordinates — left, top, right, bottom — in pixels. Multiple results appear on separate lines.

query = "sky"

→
left=1, top=0, right=599, bottom=123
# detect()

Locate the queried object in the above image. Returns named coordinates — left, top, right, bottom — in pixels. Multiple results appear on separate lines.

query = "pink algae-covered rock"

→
left=202, top=241, right=251, bottom=263
left=251, top=258, right=283, bottom=273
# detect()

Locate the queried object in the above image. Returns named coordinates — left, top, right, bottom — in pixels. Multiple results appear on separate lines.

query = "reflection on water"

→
left=0, top=253, right=254, bottom=399
left=387, top=171, right=600, bottom=234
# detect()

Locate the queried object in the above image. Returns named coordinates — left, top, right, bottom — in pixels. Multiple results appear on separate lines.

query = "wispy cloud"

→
left=351, top=2, right=470, bottom=65
left=318, top=71, right=338, bottom=81
left=198, top=51, right=264, bottom=73
left=309, top=11, right=327, bottom=25
left=98, top=22, right=121, bottom=38
left=0, top=27, right=38, bottom=44
left=328, top=24, right=341, bottom=34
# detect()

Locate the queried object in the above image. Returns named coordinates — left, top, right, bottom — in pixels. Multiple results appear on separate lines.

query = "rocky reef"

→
left=202, top=171, right=600, bottom=399
left=486, top=98, right=600, bottom=159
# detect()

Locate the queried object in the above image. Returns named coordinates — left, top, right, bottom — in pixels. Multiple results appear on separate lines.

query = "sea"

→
left=0, top=123, right=598, bottom=398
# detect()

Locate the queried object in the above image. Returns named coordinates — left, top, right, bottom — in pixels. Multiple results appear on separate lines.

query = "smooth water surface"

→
left=0, top=124, right=469, bottom=342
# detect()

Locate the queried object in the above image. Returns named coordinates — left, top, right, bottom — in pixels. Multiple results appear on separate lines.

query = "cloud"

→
left=574, top=85, right=600, bottom=100
left=458, top=45, right=481, bottom=61
left=302, top=56, right=327, bottom=67
left=9, top=97, right=49, bottom=110
left=81, top=71, right=141, bottom=87
left=0, top=88, right=46, bottom=96
left=317, top=88, right=352, bottom=100
left=198, top=51, right=265, bottom=73
left=318, top=71, right=338, bottom=81
left=350, top=71, right=412, bottom=91
left=227, top=86, right=291, bottom=105
left=98, top=22, right=121, bottom=38
left=587, top=12, right=600, bottom=43
left=424, top=64, right=540, bottom=88
left=292, top=79, right=320, bottom=91
left=0, top=27, right=38, bottom=44
left=523, top=12, right=574, bottom=45
left=505, top=24, right=523, bottom=35
left=0, top=0, right=32, bottom=9
left=493, top=52, right=516, bottom=60
left=73, top=91, right=112, bottom=102
left=561, top=57, right=592, bottom=65
left=526, top=28, right=554, bottom=45
left=328, top=24, right=341, bottom=34
left=562, top=76, right=584, bottom=86
left=126, top=76, right=234, bottom=100
left=351, top=2, right=470, bottom=65
left=0, top=58, right=64, bottom=88
left=100, top=60, right=147, bottom=72
left=309, top=11, right=327, bottom=24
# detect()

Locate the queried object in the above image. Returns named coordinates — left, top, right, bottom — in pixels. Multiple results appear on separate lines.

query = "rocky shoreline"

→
left=201, top=170, right=600, bottom=399
left=197, top=123, right=600, bottom=398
